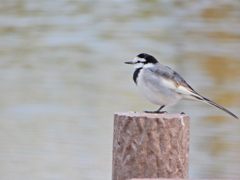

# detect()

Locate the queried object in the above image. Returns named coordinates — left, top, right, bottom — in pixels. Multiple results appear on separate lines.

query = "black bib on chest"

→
left=133, top=68, right=142, bottom=84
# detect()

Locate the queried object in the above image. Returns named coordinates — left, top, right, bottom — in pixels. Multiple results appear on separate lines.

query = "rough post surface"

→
left=131, top=179, right=237, bottom=180
left=112, top=112, right=190, bottom=180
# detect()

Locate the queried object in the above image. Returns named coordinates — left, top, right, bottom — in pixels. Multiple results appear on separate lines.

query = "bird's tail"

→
left=204, top=99, right=239, bottom=120
left=191, top=94, right=239, bottom=120
left=177, top=84, right=238, bottom=119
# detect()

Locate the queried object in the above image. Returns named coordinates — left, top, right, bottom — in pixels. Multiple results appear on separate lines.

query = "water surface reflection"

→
left=0, top=1, right=239, bottom=179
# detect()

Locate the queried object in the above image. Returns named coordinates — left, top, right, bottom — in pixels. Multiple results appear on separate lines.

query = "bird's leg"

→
left=144, top=105, right=167, bottom=114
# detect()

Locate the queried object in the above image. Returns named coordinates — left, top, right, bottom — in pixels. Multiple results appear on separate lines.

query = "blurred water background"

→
left=0, top=0, right=240, bottom=179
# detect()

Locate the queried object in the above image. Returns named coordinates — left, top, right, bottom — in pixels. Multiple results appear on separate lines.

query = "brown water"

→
left=0, top=1, right=239, bottom=179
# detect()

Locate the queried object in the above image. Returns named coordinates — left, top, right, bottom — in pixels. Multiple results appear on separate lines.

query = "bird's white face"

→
left=125, top=53, right=157, bottom=68
left=132, top=57, right=146, bottom=68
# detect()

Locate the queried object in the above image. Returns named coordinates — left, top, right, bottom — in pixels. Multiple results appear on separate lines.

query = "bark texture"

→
left=112, top=112, right=190, bottom=180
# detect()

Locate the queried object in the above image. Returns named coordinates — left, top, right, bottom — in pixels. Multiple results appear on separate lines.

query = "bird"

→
left=125, top=53, right=239, bottom=120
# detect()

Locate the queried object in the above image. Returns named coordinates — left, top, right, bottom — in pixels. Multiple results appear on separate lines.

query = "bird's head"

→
left=125, top=53, right=158, bottom=68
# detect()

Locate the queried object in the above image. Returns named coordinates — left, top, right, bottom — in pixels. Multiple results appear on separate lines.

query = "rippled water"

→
left=0, top=1, right=239, bottom=179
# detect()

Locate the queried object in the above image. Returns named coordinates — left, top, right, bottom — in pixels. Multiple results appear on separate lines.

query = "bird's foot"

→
left=144, top=110, right=168, bottom=114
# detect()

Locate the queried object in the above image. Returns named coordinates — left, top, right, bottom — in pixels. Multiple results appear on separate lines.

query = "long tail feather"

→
left=205, top=99, right=239, bottom=120
left=177, top=85, right=238, bottom=119
left=191, top=93, right=239, bottom=120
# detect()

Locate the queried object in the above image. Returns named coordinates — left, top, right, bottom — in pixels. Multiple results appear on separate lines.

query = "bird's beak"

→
left=124, top=61, right=134, bottom=65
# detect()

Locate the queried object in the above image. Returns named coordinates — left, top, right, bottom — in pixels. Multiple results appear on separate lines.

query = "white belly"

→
left=136, top=69, right=182, bottom=106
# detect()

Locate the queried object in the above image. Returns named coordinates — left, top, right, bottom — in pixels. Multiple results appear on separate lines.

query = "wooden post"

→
left=112, top=112, right=190, bottom=180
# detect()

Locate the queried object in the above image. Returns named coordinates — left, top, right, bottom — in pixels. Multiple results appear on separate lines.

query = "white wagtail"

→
left=125, top=53, right=239, bottom=120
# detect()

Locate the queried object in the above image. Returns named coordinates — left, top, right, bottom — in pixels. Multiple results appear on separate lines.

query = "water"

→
left=0, top=1, right=239, bottom=179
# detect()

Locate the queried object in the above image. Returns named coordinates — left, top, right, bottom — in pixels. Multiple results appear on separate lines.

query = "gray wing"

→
left=148, top=63, right=202, bottom=99
left=149, top=64, right=192, bottom=88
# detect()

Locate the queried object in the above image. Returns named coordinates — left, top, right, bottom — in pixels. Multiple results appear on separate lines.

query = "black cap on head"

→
left=137, top=53, right=158, bottom=64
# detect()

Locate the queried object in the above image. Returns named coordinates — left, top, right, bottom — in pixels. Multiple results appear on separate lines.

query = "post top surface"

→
left=115, top=112, right=189, bottom=119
